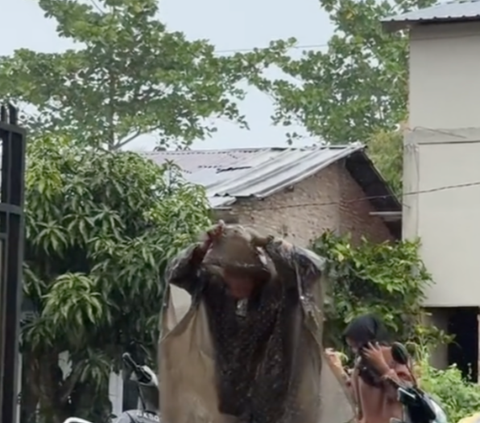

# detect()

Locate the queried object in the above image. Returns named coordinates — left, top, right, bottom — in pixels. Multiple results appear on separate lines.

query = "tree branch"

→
left=113, top=130, right=142, bottom=150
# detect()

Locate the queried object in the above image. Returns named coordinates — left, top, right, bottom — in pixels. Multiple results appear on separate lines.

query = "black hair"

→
left=343, top=314, right=391, bottom=387
left=343, top=313, right=390, bottom=348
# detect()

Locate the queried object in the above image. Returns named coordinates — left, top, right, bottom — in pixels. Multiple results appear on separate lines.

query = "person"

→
left=327, top=314, right=413, bottom=423
left=157, top=221, right=355, bottom=423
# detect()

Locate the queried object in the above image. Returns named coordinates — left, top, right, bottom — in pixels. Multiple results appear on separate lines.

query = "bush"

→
left=311, top=231, right=447, bottom=350
left=418, top=351, right=480, bottom=422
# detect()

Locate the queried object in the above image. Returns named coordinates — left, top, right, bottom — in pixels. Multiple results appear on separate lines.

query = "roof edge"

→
left=143, top=144, right=359, bottom=157
left=382, top=15, right=480, bottom=32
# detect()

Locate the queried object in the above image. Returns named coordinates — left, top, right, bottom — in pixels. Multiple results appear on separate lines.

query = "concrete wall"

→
left=404, top=21, right=480, bottom=307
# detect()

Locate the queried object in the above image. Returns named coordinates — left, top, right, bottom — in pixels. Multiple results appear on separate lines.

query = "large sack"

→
left=159, top=226, right=355, bottom=423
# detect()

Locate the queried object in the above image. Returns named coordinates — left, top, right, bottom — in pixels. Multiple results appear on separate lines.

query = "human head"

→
left=222, top=267, right=270, bottom=299
left=342, top=314, right=390, bottom=354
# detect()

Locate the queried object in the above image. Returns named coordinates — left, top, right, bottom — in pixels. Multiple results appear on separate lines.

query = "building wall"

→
left=405, top=21, right=480, bottom=307
left=409, top=22, right=480, bottom=130
left=233, top=160, right=393, bottom=248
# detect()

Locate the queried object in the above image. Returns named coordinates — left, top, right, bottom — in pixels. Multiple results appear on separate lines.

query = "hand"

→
left=192, top=221, right=225, bottom=264
left=207, top=220, right=224, bottom=243
left=201, top=220, right=225, bottom=252
left=363, top=342, right=390, bottom=375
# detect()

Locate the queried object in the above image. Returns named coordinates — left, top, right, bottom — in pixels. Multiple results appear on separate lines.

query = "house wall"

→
left=405, top=22, right=480, bottom=308
left=233, top=161, right=393, bottom=247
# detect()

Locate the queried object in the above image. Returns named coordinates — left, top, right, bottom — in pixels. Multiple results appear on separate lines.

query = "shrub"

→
left=311, top=231, right=447, bottom=350
left=417, top=351, right=480, bottom=423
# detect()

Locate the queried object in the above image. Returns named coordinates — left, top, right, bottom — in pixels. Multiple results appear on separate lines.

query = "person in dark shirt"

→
left=159, top=221, right=329, bottom=423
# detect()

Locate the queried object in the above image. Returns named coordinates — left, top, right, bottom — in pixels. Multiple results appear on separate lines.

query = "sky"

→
left=4, top=0, right=334, bottom=151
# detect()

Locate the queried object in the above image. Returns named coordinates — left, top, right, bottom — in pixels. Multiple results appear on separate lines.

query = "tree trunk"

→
left=35, top=352, right=67, bottom=423
left=70, top=380, right=111, bottom=423
left=20, top=354, right=39, bottom=423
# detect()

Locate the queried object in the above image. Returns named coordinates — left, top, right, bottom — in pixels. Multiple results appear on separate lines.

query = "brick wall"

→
left=232, top=160, right=393, bottom=249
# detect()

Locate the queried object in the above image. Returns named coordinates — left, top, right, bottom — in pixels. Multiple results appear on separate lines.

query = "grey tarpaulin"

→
left=158, top=232, right=355, bottom=423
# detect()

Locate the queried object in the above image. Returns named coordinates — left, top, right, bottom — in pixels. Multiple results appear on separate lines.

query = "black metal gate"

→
left=0, top=105, right=27, bottom=423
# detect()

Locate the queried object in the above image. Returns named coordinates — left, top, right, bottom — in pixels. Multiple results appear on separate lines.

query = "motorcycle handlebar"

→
left=122, top=353, right=152, bottom=385
left=122, top=353, right=138, bottom=370
left=387, top=377, right=437, bottom=423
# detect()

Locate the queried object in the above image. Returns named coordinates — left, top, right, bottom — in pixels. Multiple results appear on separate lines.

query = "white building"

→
left=383, top=0, right=480, bottom=377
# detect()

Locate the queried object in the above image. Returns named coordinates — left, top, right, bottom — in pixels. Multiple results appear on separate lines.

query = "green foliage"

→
left=418, top=351, right=480, bottom=422
left=0, top=0, right=291, bottom=150
left=312, top=231, right=445, bottom=349
left=368, top=129, right=403, bottom=196
left=21, top=136, right=211, bottom=422
left=264, top=0, right=434, bottom=143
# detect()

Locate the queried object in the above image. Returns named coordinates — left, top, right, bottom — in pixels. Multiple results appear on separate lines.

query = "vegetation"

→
left=7, top=0, right=468, bottom=421
left=418, top=351, right=480, bottom=423
left=311, top=231, right=446, bottom=350
left=0, top=0, right=420, bottom=188
left=313, top=232, right=480, bottom=421
left=259, top=0, right=435, bottom=190
left=267, top=0, right=434, bottom=143
left=21, top=136, right=210, bottom=423
left=368, top=129, right=404, bottom=196
left=0, top=0, right=290, bottom=150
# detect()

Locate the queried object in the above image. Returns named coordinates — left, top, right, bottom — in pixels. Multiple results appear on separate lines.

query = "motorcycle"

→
left=63, top=352, right=160, bottom=423
left=389, top=342, right=448, bottom=423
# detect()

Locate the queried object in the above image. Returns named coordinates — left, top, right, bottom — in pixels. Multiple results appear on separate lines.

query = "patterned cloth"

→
left=164, top=238, right=324, bottom=423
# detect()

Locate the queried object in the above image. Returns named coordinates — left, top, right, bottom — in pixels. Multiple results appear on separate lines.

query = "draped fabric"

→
left=158, top=235, right=355, bottom=423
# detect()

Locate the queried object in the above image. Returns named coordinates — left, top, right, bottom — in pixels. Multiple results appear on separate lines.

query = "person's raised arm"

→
left=165, top=222, right=225, bottom=295
left=255, top=236, right=324, bottom=288
left=362, top=343, right=413, bottom=401
left=325, top=348, right=352, bottom=388
left=164, top=243, right=206, bottom=295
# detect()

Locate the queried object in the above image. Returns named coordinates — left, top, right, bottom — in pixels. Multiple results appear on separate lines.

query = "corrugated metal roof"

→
left=145, top=144, right=364, bottom=208
left=382, top=0, right=480, bottom=31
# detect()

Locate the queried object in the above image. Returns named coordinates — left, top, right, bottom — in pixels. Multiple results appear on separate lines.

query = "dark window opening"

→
left=447, top=306, right=479, bottom=382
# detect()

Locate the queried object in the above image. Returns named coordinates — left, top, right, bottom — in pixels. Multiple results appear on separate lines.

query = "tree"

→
left=266, top=0, right=434, bottom=144
left=20, top=136, right=211, bottom=423
left=368, top=129, right=403, bottom=196
left=0, top=0, right=289, bottom=150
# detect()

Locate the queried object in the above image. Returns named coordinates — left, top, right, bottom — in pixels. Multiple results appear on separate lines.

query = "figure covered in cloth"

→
left=158, top=221, right=355, bottom=423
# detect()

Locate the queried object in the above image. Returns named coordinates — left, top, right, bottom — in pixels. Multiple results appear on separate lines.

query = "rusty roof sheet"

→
left=382, top=0, right=480, bottom=32
left=144, top=144, right=364, bottom=208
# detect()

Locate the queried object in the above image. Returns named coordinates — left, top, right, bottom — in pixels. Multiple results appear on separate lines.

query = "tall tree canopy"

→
left=21, top=136, right=211, bottom=423
left=0, top=0, right=289, bottom=150
left=267, top=0, right=433, bottom=144
left=261, top=0, right=433, bottom=190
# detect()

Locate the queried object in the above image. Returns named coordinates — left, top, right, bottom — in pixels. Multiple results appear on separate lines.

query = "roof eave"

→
left=381, top=20, right=411, bottom=33
left=381, top=16, right=480, bottom=33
